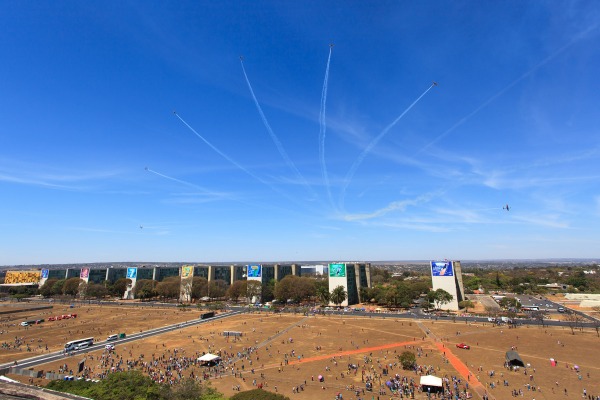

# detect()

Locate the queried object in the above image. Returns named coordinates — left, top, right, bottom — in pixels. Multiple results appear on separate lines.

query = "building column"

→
left=354, top=264, right=362, bottom=304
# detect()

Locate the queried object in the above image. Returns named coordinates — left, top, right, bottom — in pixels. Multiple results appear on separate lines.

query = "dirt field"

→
left=0, top=302, right=200, bottom=365
left=7, top=308, right=599, bottom=400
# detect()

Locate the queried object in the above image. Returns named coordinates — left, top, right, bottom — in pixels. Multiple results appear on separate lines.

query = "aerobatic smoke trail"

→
left=145, top=167, right=208, bottom=191
left=340, top=82, right=436, bottom=209
left=319, top=45, right=335, bottom=210
left=239, top=58, right=315, bottom=197
left=173, top=111, right=309, bottom=208
left=415, top=23, right=599, bottom=156
left=173, top=112, right=268, bottom=184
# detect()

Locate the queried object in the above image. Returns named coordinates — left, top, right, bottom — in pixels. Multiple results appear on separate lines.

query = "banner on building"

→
left=179, top=265, right=194, bottom=303
left=329, top=263, right=346, bottom=278
left=431, top=261, right=454, bottom=277
left=4, top=271, right=42, bottom=284
left=247, top=265, right=262, bottom=278
left=126, top=268, right=138, bottom=279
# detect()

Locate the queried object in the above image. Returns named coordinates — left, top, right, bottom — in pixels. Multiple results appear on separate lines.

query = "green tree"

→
left=458, top=300, right=475, bottom=313
left=86, top=283, right=109, bottom=299
left=52, top=279, right=66, bottom=296
left=166, top=378, right=223, bottom=400
left=208, top=279, right=228, bottom=299
left=155, top=277, right=181, bottom=300
left=134, top=279, right=157, bottom=300
left=39, top=278, right=58, bottom=297
left=227, top=280, right=247, bottom=302
left=246, top=280, right=262, bottom=303
left=428, top=289, right=453, bottom=310
left=261, top=279, right=275, bottom=303
left=274, top=275, right=315, bottom=304
left=63, top=278, right=82, bottom=297
left=109, top=278, right=131, bottom=298
left=330, top=285, right=347, bottom=307
left=191, top=276, right=209, bottom=300
left=498, top=297, right=521, bottom=310
left=315, top=281, right=330, bottom=305
left=398, top=351, right=416, bottom=370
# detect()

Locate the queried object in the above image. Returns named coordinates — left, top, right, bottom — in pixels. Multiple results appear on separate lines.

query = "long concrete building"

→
left=1, top=262, right=371, bottom=303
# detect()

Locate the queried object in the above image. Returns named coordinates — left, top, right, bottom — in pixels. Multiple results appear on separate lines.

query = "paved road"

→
left=240, top=306, right=598, bottom=328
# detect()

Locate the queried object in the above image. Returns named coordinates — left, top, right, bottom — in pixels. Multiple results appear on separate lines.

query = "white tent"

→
left=197, top=353, right=221, bottom=364
left=420, top=375, right=443, bottom=387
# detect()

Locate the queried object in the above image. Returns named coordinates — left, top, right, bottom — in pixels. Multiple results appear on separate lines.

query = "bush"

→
left=230, top=388, right=291, bottom=400
left=398, top=351, right=416, bottom=370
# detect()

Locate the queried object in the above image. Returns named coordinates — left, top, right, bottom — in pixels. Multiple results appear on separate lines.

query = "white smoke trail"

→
left=415, top=23, right=599, bottom=156
left=340, top=82, right=436, bottom=209
left=173, top=112, right=265, bottom=182
left=319, top=45, right=335, bottom=210
left=173, top=111, right=311, bottom=208
left=145, top=167, right=208, bottom=191
left=239, top=58, right=315, bottom=197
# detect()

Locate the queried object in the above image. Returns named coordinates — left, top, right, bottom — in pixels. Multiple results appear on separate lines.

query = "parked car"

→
left=456, top=343, right=470, bottom=350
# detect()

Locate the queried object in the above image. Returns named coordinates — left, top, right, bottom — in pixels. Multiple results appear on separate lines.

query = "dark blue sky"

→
left=1, top=1, right=599, bottom=264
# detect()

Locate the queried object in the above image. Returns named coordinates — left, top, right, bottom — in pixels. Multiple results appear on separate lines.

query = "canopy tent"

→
left=420, top=375, right=443, bottom=394
left=506, top=350, right=525, bottom=367
left=197, top=353, right=221, bottom=365
left=419, top=375, right=443, bottom=387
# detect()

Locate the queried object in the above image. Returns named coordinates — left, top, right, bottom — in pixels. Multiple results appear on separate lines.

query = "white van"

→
left=106, top=334, right=118, bottom=341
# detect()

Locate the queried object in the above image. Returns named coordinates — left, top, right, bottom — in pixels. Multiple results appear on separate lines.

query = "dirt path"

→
left=417, top=321, right=492, bottom=400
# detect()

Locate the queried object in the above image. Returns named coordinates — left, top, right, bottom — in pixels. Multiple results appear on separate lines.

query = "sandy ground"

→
left=6, top=308, right=598, bottom=400
left=0, top=302, right=201, bottom=365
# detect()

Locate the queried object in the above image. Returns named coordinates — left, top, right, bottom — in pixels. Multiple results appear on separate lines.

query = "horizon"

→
left=1, top=2, right=600, bottom=264
left=2, top=257, right=598, bottom=269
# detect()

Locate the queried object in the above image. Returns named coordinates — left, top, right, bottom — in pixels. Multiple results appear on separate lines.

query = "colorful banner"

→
left=179, top=265, right=194, bottom=302
left=80, top=268, right=90, bottom=279
left=247, top=265, right=262, bottom=278
left=4, top=271, right=42, bottom=284
left=41, top=269, right=49, bottom=279
left=431, top=261, right=454, bottom=277
left=126, top=267, right=137, bottom=279
left=329, top=263, right=346, bottom=278
left=181, top=265, right=194, bottom=279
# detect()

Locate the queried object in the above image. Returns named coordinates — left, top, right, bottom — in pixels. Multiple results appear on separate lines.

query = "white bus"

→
left=64, top=337, right=94, bottom=352
left=521, top=306, right=539, bottom=312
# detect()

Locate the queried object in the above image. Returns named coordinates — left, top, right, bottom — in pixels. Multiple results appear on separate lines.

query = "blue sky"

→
left=1, top=1, right=599, bottom=265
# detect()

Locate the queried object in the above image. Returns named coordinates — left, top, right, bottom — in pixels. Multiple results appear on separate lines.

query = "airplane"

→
left=239, top=55, right=244, bottom=61
left=432, top=81, right=438, bottom=87
left=140, top=225, right=143, bottom=229
left=503, top=204, right=510, bottom=211
left=329, top=43, right=334, bottom=48
left=144, top=167, right=148, bottom=171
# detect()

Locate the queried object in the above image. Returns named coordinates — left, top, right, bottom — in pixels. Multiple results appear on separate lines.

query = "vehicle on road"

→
left=105, top=344, right=115, bottom=351
left=456, top=343, right=470, bottom=350
left=65, top=337, right=94, bottom=352
left=106, top=334, right=118, bottom=341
